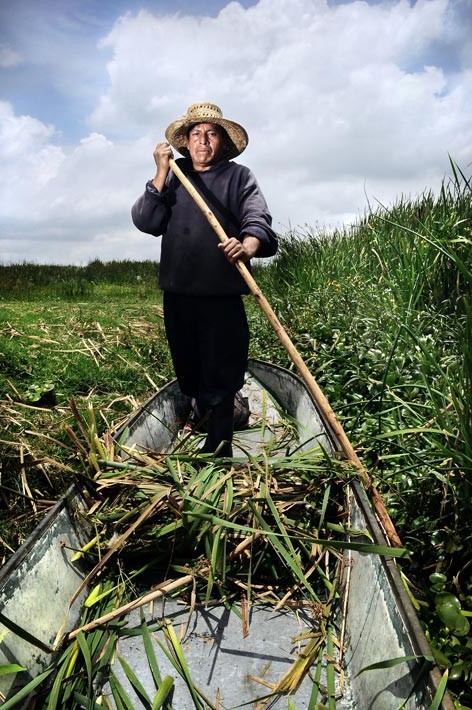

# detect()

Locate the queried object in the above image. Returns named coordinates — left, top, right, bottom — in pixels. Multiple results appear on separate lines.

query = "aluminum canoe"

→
left=0, top=359, right=453, bottom=709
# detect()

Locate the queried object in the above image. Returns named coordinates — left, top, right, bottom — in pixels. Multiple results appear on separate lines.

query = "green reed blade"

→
left=139, top=610, right=163, bottom=689
left=108, top=670, right=136, bottom=710
left=0, top=668, right=54, bottom=710
left=117, top=654, right=152, bottom=708
left=76, top=631, right=93, bottom=700
left=0, top=611, right=54, bottom=654
left=152, top=675, right=175, bottom=709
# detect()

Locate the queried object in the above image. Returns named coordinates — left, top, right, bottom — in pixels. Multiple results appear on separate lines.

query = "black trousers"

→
left=163, top=292, right=249, bottom=456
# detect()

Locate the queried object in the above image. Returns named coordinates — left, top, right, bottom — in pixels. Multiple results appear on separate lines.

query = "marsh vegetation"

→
left=1, top=163, right=471, bottom=705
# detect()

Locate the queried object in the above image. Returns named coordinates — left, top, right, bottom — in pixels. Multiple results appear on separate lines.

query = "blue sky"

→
left=1, top=0, right=471, bottom=264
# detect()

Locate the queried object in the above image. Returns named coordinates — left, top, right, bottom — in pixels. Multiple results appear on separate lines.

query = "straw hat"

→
left=165, top=103, right=248, bottom=160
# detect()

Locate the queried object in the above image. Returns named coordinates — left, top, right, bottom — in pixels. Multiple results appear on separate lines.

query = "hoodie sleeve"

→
left=131, top=181, right=171, bottom=237
left=237, top=168, right=278, bottom=258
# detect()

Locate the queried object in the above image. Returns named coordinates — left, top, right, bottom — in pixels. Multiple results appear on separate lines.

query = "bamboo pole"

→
left=169, top=158, right=402, bottom=548
left=64, top=533, right=259, bottom=642
left=65, top=575, right=194, bottom=641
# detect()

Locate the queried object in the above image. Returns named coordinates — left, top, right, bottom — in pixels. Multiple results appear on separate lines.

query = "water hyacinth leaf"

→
left=434, top=591, right=469, bottom=633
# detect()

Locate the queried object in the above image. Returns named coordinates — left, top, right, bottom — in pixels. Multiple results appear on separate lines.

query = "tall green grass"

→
left=251, top=163, right=472, bottom=703
left=254, top=164, right=471, bottom=546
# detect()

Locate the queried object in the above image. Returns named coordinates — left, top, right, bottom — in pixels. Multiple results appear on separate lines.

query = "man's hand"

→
left=219, top=235, right=260, bottom=264
left=152, top=142, right=174, bottom=192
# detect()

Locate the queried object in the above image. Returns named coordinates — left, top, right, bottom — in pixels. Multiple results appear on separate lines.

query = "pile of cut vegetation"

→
left=2, top=399, right=404, bottom=709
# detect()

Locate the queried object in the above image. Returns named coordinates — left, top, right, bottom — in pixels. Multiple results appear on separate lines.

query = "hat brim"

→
left=165, top=117, right=248, bottom=160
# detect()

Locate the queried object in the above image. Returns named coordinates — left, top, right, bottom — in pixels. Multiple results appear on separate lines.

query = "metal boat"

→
left=0, top=359, right=453, bottom=709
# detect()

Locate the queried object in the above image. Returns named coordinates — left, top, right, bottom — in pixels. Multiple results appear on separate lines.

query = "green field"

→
left=1, top=165, right=471, bottom=704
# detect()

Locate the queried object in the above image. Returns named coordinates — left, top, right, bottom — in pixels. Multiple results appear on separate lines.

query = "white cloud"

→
left=0, top=0, right=471, bottom=264
left=0, top=102, right=66, bottom=221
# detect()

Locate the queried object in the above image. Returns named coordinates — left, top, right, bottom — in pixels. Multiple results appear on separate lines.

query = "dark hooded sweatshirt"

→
left=131, top=157, right=278, bottom=295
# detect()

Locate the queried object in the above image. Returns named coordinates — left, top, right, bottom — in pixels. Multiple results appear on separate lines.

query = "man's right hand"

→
left=152, top=142, right=174, bottom=192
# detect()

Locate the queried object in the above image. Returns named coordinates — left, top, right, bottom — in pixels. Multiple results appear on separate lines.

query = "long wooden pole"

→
left=169, top=158, right=402, bottom=548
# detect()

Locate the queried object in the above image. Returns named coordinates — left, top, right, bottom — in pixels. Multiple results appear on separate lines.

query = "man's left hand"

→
left=219, top=236, right=260, bottom=264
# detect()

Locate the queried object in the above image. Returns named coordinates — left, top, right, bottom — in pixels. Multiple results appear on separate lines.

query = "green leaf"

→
left=357, top=654, right=433, bottom=676
left=0, top=664, right=26, bottom=676
left=109, top=671, right=136, bottom=710
left=0, top=668, right=54, bottom=710
left=152, top=675, right=174, bottom=709
left=76, top=631, right=93, bottom=699
left=429, top=669, right=449, bottom=710
left=117, top=654, right=152, bottom=709
left=0, top=611, right=54, bottom=654
left=72, top=691, right=106, bottom=709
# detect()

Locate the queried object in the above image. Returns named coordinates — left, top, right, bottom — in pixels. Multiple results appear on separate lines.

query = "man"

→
left=132, top=103, right=278, bottom=457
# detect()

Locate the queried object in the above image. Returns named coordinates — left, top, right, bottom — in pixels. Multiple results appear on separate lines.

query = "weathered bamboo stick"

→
left=64, top=527, right=264, bottom=643
left=169, top=158, right=402, bottom=548
left=65, top=575, right=194, bottom=641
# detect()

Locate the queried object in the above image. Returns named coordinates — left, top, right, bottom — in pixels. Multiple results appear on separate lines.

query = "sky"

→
left=0, top=0, right=471, bottom=265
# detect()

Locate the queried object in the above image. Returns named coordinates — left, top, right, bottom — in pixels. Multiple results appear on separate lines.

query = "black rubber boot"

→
left=198, top=393, right=234, bottom=457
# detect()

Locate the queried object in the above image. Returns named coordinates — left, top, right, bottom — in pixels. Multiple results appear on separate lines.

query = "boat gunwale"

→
left=0, top=484, right=86, bottom=586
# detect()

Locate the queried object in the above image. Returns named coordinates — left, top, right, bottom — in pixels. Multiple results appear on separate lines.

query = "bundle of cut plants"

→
left=39, top=416, right=402, bottom=710
left=1, top=384, right=410, bottom=710
left=81, top=440, right=357, bottom=611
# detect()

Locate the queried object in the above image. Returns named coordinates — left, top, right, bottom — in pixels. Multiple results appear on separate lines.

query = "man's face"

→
left=186, top=123, right=226, bottom=171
